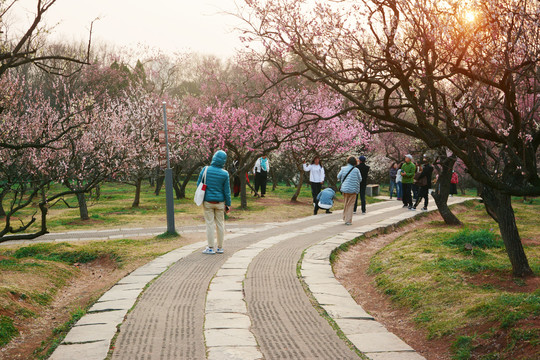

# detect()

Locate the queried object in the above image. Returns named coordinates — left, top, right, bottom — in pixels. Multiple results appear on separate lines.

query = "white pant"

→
left=203, top=201, right=225, bottom=248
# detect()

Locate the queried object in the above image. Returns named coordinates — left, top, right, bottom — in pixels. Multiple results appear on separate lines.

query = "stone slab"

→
left=75, top=310, right=126, bottom=326
left=334, top=318, right=388, bottom=335
left=98, top=288, right=142, bottom=302
left=206, top=298, right=247, bottom=313
left=205, top=312, right=252, bottom=329
left=205, top=329, right=258, bottom=347
left=49, top=340, right=110, bottom=360
left=62, top=323, right=117, bottom=344
left=216, top=268, right=248, bottom=277
left=321, top=304, right=374, bottom=320
left=206, top=290, right=244, bottom=301
left=89, top=298, right=137, bottom=312
left=207, top=346, right=263, bottom=360
left=209, top=281, right=243, bottom=292
left=366, top=351, right=426, bottom=360
left=313, top=293, right=363, bottom=308
left=348, top=332, right=415, bottom=353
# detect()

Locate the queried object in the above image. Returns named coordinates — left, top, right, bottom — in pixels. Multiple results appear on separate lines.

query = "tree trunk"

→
left=179, top=162, right=204, bottom=200
left=291, top=170, right=305, bottom=202
left=0, top=188, right=7, bottom=217
left=76, top=192, right=90, bottom=220
left=432, top=156, right=462, bottom=225
left=155, top=175, right=164, bottom=196
left=240, top=172, right=248, bottom=210
left=271, top=168, right=277, bottom=191
left=481, top=186, right=533, bottom=277
left=132, top=178, right=142, bottom=207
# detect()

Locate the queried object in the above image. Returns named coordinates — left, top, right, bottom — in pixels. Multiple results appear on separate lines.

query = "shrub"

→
left=443, top=229, right=503, bottom=250
left=0, top=316, right=19, bottom=347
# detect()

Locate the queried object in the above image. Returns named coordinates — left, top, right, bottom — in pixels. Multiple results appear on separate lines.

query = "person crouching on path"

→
left=303, top=156, right=325, bottom=207
left=337, top=156, right=362, bottom=225
left=314, top=187, right=336, bottom=215
left=197, top=150, right=231, bottom=255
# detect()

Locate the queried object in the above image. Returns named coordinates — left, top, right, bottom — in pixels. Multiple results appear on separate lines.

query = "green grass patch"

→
left=443, top=229, right=504, bottom=250
left=0, top=315, right=19, bottom=347
left=355, top=200, right=540, bottom=359
left=12, top=243, right=104, bottom=265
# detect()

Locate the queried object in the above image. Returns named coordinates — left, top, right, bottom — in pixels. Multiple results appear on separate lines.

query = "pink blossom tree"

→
left=241, top=0, right=540, bottom=276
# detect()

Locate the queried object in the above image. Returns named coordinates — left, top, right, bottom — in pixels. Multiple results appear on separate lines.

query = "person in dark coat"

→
left=413, top=155, right=434, bottom=211
left=353, top=156, right=370, bottom=214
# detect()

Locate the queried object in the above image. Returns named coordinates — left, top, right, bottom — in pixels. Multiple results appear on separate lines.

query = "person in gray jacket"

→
left=197, top=150, right=231, bottom=255
left=337, top=156, right=362, bottom=225
left=314, top=187, right=335, bottom=215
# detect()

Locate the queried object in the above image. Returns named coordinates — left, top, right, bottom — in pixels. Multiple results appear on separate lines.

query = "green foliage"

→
left=451, top=335, right=475, bottom=360
left=0, top=315, right=19, bottom=347
left=467, top=290, right=540, bottom=329
left=12, top=243, right=109, bottom=265
left=32, top=292, right=53, bottom=306
left=0, top=258, right=45, bottom=271
left=443, top=229, right=503, bottom=250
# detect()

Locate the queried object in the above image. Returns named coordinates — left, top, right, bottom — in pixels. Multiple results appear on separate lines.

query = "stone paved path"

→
left=49, top=197, right=473, bottom=360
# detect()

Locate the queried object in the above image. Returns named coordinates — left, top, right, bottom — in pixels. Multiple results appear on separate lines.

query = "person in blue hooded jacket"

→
left=197, top=150, right=232, bottom=255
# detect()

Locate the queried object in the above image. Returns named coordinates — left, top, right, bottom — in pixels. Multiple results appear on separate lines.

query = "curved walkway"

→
left=49, top=197, right=472, bottom=360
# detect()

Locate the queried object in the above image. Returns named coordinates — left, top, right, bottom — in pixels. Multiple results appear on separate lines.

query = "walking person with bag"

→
left=337, top=156, right=362, bottom=225
left=196, top=150, right=231, bottom=255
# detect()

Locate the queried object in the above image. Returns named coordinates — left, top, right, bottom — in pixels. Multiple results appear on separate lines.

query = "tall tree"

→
left=241, top=0, right=540, bottom=276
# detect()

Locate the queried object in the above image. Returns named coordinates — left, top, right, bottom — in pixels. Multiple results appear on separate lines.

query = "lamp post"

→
left=162, top=102, right=176, bottom=234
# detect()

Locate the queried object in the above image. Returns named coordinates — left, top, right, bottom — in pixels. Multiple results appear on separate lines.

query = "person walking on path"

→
left=197, top=150, right=231, bottom=255
left=337, top=156, right=362, bottom=225
left=450, top=170, right=459, bottom=196
left=413, top=156, right=434, bottom=211
left=313, top=187, right=336, bottom=215
left=389, top=163, right=398, bottom=199
left=401, top=154, right=416, bottom=210
left=354, top=156, right=370, bottom=214
left=253, top=154, right=270, bottom=197
left=303, top=156, right=325, bottom=207
left=395, top=163, right=403, bottom=200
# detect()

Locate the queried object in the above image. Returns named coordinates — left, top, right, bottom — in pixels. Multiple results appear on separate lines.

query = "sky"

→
left=10, top=0, right=247, bottom=59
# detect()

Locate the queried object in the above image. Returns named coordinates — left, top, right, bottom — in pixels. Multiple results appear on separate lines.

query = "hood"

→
left=211, top=150, right=227, bottom=168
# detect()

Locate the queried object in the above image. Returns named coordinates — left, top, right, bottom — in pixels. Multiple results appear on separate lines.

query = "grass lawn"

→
left=363, top=200, right=539, bottom=359
left=4, top=181, right=381, bottom=234
left=0, top=182, right=342, bottom=232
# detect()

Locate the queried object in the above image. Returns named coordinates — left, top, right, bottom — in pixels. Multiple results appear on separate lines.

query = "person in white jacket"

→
left=253, top=155, right=270, bottom=197
left=303, top=156, right=325, bottom=206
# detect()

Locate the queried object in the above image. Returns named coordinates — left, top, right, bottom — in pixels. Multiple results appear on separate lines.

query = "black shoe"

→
left=402, top=205, right=408, bottom=208
left=326, top=210, right=332, bottom=214
left=261, top=194, right=265, bottom=197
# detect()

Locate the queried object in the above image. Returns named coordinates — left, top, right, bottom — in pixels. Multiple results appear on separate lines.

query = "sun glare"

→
left=464, top=10, right=477, bottom=23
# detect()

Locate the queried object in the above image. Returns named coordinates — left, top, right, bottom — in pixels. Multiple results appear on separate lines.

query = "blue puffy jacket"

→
left=197, top=150, right=231, bottom=206
left=337, top=164, right=362, bottom=194
left=317, top=188, right=336, bottom=208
